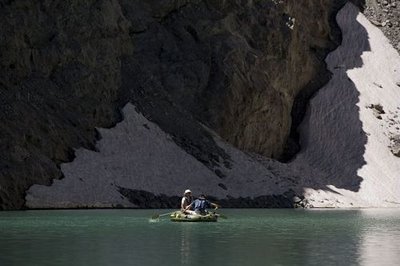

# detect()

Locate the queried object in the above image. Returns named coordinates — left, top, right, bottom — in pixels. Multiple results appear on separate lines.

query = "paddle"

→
left=210, top=207, right=227, bottom=219
left=151, top=211, right=175, bottom=220
left=217, top=213, right=228, bottom=219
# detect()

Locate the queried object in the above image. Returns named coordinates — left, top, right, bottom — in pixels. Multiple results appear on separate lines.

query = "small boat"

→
left=170, top=211, right=218, bottom=222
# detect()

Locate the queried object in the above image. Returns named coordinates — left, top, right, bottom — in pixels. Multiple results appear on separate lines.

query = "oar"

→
left=151, top=211, right=175, bottom=220
left=212, top=205, right=227, bottom=219
left=216, top=213, right=228, bottom=219
left=210, top=209, right=227, bottom=219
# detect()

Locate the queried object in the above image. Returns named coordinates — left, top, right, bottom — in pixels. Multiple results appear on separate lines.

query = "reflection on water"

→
left=357, top=209, right=400, bottom=266
left=1, top=209, right=400, bottom=266
left=180, top=224, right=192, bottom=265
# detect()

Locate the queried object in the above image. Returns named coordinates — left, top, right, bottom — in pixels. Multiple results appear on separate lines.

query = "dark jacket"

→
left=192, top=198, right=211, bottom=213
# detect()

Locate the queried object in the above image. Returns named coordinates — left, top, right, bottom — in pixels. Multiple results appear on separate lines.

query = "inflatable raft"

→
left=170, top=211, right=218, bottom=222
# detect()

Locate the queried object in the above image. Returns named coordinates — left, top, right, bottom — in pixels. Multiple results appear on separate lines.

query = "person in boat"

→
left=185, top=194, right=220, bottom=215
left=181, top=189, right=195, bottom=214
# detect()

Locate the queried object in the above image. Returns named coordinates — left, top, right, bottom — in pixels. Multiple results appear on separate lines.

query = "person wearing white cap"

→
left=181, top=189, right=195, bottom=214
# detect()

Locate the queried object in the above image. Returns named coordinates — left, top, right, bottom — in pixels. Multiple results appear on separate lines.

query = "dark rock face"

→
left=0, top=0, right=349, bottom=209
left=0, top=0, right=132, bottom=209
left=120, top=0, right=348, bottom=162
left=117, top=187, right=182, bottom=208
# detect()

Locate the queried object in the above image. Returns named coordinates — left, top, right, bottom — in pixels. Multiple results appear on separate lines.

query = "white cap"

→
left=184, top=189, right=192, bottom=194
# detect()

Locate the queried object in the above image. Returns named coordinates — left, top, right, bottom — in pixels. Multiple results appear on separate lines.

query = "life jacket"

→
left=193, top=199, right=210, bottom=212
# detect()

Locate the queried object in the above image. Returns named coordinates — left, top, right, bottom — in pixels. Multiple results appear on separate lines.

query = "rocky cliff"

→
left=1, top=0, right=399, bottom=210
left=0, top=0, right=132, bottom=209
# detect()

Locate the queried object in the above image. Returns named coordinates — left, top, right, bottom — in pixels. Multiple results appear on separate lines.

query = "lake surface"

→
left=1, top=209, right=400, bottom=266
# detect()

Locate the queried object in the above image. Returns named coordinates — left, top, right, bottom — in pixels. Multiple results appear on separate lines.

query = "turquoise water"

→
left=1, top=209, right=400, bottom=266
